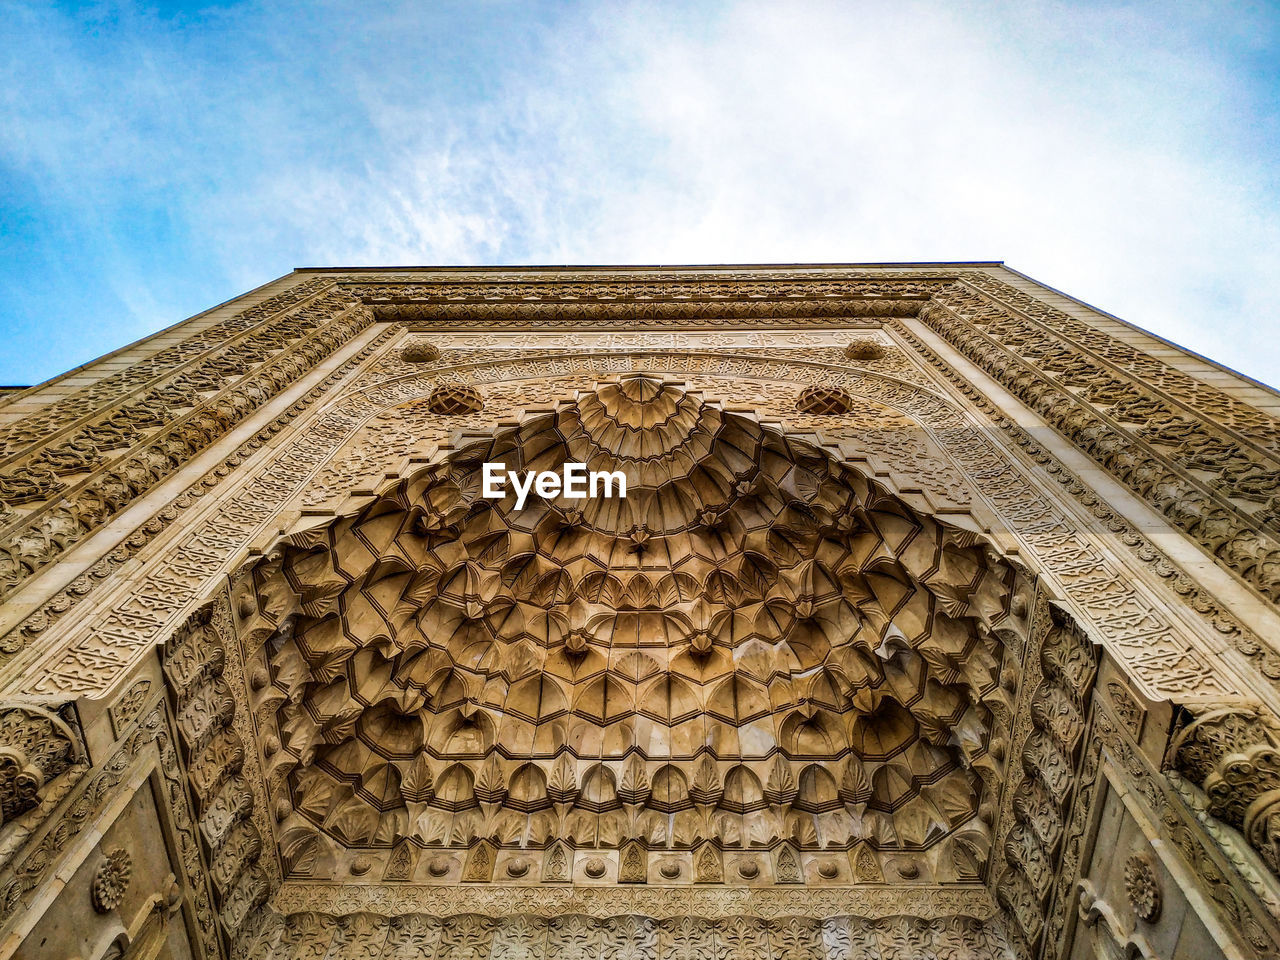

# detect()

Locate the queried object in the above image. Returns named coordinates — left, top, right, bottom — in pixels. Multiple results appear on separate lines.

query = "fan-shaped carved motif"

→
left=240, top=376, right=1027, bottom=882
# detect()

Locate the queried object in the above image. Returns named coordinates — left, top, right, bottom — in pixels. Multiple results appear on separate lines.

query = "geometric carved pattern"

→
left=0, top=286, right=370, bottom=606
left=238, top=375, right=1026, bottom=887
left=844, top=339, right=888, bottom=362
left=996, top=608, right=1097, bottom=955
left=241, top=911, right=1016, bottom=960
left=162, top=610, right=270, bottom=942
left=426, top=385, right=483, bottom=415
left=5, top=265, right=1277, bottom=960
left=91, top=847, right=133, bottom=913
left=1123, top=853, right=1161, bottom=922
left=795, top=385, right=855, bottom=415
left=922, top=281, right=1280, bottom=605
left=401, top=339, right=442, bottom=363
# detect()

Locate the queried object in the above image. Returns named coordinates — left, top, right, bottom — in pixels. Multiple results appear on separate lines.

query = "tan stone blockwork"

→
left=0, top=265, right=1277, bottom=960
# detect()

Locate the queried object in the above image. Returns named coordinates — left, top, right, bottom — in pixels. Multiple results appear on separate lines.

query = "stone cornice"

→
left=269, top=880, right=999, bottom=920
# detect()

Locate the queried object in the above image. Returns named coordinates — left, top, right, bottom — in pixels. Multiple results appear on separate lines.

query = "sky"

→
left=1, top=0, right=1278, bottom=387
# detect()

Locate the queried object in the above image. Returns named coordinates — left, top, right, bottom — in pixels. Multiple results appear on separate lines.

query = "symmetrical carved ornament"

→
left=844, top=338, right=888, bottom=362
left=1123, top=853, right=1161, bottom=922
left=5, top=266, right=1276, bottom=692
left=400, top=338, right=441, bottom=364
left=425, top=384, right=484, bottom=415
left=795, top=385, right=855, bottom=415
left=0, top=285, right=371, bottom=605
left=12, top=340, right=1247, bottom=710
left=0, top=701, right=83, bottom=823
left=993, top=605, right=1098, bottom=957
left=109, top=679, right=153, bottom=737
left=3, top=266, right=1279, bottom=960
left=0, top=702, right=221, bottom=960
left=921, top=278, right=1280, bottom=605
left=91, top=847, right=133, bottom=913
left=0, top=328, right=397, bottom=670
left=236, top=377, right=1026, bottom=889
left=163, top=609, right=271, bottom=942
left=239, top=909, right=1014, bottom=960
left=1094, top=706, right=1280, bottom=959
left=1170, top=705, right=1280, bottom=878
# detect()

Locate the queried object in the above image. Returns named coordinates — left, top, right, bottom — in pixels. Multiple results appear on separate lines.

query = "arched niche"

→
left=231, top=376, right=1042, bottom=888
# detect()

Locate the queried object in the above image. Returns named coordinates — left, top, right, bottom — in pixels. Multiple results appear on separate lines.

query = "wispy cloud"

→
left=1, top=0, right=1277, bottom=385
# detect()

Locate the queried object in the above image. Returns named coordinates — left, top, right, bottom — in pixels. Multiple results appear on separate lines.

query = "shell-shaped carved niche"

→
left=239, top=376, right=1028, bottom=874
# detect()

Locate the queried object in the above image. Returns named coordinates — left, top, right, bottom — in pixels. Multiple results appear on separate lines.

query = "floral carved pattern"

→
left=1123, top=854, right=1161, bottom=922
left=91, top=847, right=133, bottom=913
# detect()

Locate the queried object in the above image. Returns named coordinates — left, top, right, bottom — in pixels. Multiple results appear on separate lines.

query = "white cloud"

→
left=2, top=0, right=1278, bottom=385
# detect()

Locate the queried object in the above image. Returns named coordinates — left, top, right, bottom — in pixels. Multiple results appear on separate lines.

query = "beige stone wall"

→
left=0, top=265, right=1274, bottom=960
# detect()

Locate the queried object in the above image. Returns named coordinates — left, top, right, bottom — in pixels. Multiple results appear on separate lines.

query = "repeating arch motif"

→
left=237, top=377, right=1031, bottom=886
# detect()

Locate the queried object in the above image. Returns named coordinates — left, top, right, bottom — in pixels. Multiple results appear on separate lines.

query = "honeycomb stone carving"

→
left=795, top=385, right=855, bottom=415
left=6, top=265, right=1280, bottom=959
left=91, top=848, right=132, bottom=913
left=241, top=375, right=1025, bottom=887
left=426, top=384, right=483, bottom=415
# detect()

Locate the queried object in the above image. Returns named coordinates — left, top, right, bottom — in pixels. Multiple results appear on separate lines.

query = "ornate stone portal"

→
left=0, top=264, right=1277, bottom=960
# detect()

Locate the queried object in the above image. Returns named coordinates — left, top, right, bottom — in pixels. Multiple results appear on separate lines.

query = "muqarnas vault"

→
left=0, top=263, right=1277, bottom=960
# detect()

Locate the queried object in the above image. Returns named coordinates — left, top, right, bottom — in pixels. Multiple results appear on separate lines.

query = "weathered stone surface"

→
left=0, top=264, right=1276, bottom=960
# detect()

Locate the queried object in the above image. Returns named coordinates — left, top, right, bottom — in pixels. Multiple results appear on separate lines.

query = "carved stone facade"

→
left=0, top=264, right=1276, bottom=960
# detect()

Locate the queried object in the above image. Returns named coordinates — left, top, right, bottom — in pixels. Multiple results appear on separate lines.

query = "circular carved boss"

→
left=91, top=848, right=133, bottom=913
left=1123, top=853, right=1162, bottom=922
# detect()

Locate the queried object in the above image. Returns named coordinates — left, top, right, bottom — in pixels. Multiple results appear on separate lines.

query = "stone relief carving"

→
left=399, top=338, right=441, bottom=363
left=1123, top=853, right=1161, bottom=922
left=7, top=354, right=982, bottom=698
left=892, top=318, right=1277, bottom=693
left=1089, top=706, right=1280, bottom=958
left=0, top=290, right=371, bottom=605
left=920, top=280, right=1280, bottom=605
left=0, top=327, right=397, bottom=674
left=3, top=268, right=1273, bottom=681
left=163, top=608, right=271, bottom=943
left=109, top=679, right=153, bottom=737
left=239, top=909, right=1014, bottom=960
left=425, top=383, right=484, bottom=415
left=844, top=338, right=888, bottom=362
left=91, top=847, right=133, bottom=913
left=0, top=701, right=83, bottom=824
left=993, top=603, right=1098, bottom=958
left=1170, top=705, right=1280, bottom=878
left=233, top=378, right=1025, bottom=890
left=0, top=266, right=1277, bottom=960
left=959, top=271, right=1278, bottom=452
left=795, top=385, right=856, bottom=414
left=0, top=701, right=222, bottom=960
left=0, top=277, right=333, bottom=459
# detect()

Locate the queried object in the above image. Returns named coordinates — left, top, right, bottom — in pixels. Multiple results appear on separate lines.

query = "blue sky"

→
left=2, top=1, right=1278, bottom=386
